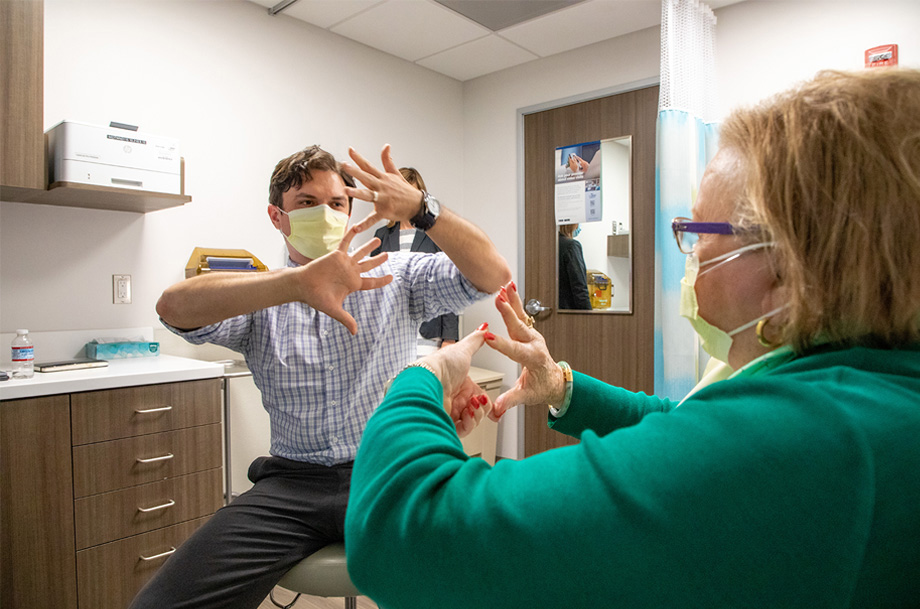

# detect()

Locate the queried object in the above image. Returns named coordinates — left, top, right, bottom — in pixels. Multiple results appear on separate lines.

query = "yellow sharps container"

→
left=586, top=270, right=612, bottom=310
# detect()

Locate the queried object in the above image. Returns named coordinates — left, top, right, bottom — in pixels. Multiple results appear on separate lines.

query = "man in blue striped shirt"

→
left=134, top=145, right=510, bottom=609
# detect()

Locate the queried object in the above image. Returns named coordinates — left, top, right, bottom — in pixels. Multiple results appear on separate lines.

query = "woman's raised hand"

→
left=484, top=281, right=566, bottom=420
left=415, top=327, right=492, bottom=437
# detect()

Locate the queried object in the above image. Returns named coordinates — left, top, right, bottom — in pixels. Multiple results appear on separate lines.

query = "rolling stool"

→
left=272, top=542, right=360, bottom=609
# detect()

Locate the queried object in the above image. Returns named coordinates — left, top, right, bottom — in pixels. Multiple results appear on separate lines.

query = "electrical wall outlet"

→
left=113, top=274, right=132, bottom=304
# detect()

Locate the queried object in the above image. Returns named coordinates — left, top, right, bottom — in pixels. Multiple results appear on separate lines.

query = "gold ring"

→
left=524, top=315, right=535, bottom=328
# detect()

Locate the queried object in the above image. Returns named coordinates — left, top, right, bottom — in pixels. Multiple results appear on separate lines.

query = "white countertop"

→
left=0, top=354, right=225, bottom=401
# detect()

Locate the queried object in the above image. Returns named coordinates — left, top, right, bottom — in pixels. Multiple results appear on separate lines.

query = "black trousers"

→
left=128, top=457, right=353, bottom=609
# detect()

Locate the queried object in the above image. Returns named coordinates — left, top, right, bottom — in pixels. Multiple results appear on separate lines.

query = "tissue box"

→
left=86, top=341, right=160, bottom=360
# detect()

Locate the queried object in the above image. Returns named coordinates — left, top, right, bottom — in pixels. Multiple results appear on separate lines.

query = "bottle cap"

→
left=16, top=329, right=28, bottom=334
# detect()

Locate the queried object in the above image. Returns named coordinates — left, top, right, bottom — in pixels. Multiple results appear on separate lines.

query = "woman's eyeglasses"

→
left=671, top=217, right=758, bottom=254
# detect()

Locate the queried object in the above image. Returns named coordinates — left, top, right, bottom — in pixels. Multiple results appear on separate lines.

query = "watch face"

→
left=411, top=192, right=440, bottom=230
left=424, top=192, right=441, bottom=217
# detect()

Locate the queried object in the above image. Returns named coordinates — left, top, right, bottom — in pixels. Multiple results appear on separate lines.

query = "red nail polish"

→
left=484, top=332, right=495, bottom=341
left=477, top=322, right=489, bottom=331
left=498, top=293, right=507, bottom=303
left=510, top=281, right=517, bottom=292
left=478, top=394, right=488, bottom=405
left=470, top=397, right=478, bottom=408
left=468, top=406, right=475, bottom=417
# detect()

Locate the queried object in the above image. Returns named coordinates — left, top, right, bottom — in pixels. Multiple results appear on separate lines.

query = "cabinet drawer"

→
left=73, top=424, right=223, bottom=498
left=71, top=379, right=221, bottom=445
left=76, top=516, right=210, bottom=609
left=74, top=469, right=222, bottom=550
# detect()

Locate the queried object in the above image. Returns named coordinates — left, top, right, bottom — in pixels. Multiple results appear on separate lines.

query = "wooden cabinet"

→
left=0, top=378, right=222, bottom=609
left=0, top=395, right=78, bottom=609
left=0, top=0, right=44, bottom=197
left=0, top=0, right=191, bottom=212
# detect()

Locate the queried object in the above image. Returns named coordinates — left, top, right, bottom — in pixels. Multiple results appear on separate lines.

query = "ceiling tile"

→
left=501, top=0, right=661, bottom=58
left=330, top=0, right=490, bottom=62
left=433, top=0, right=586, bottom=31
left=417, top=34, right=539, bottom=81
left=281, top=0, right=381, bottom=30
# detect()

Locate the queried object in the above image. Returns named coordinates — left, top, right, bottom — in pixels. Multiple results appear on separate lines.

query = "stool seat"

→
left=277, top=542, right=360, bottom=599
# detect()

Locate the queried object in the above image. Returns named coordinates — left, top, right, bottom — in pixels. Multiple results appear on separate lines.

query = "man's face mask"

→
left=679, top=242, right=784, bottom=363
left=279, top=205, right=349, bottom=260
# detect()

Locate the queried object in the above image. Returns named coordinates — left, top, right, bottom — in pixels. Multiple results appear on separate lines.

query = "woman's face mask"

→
left=679, top=241, right=784, bottom=363
left=278, top=205, right=349, bottom=260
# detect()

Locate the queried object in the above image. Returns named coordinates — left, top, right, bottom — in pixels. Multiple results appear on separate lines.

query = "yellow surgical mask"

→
left=679, top=242, right=784, bottom=363
left=279, top=205, right=349, bottom=260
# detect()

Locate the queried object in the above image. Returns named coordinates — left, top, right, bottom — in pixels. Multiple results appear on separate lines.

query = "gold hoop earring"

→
left=755, top=317, right=781, bottom=349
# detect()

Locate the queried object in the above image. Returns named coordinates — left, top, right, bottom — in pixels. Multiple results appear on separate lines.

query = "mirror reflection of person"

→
left=558, top=223, right=592, bottom=310
left=343, top=69, right=920, bottom=608
left=371, top=167, right=459, bottom=348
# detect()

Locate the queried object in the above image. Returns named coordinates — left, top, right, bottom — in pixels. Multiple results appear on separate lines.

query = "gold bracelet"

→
left=548, top=361, right=574, bottom=418
left=404, top=361, right=437, bottom=376
left=383, top=360, right=437, bottom=395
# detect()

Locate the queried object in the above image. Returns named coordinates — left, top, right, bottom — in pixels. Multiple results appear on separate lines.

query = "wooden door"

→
left=522, top=85, right=658, bottom=457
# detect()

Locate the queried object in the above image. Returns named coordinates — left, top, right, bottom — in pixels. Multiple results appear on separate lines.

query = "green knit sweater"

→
left=346, top=344, right=920, bottom=608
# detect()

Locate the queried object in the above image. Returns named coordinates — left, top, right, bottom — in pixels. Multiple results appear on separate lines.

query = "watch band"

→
left=409, top=191, right=440, bottom=231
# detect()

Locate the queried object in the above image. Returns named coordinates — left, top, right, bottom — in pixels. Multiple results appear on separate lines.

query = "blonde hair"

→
left=399, top=167, right=427, bottom=192
left=722, top=69, right=920, bottom=351
left=558, top=223, right=578, bottom=238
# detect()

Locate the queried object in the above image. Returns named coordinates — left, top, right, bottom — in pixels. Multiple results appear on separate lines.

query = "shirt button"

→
left=323, top=330, right=329, bottom=337
left=330, top=400, right=337, bottom=406
left=327, top=364, right=335, bottom=371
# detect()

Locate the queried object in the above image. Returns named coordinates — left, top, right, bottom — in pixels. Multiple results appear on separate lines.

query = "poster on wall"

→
left=554, top=140, right=602, bottom=225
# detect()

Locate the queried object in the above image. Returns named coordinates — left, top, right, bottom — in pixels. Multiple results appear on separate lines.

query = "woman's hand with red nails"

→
left=484, top=281, right=565, bottom=420
left=414, top=328, right=493, bottom=437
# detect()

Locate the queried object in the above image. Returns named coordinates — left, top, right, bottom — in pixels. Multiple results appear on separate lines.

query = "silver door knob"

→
left=525, top=298, right=552, bottom=317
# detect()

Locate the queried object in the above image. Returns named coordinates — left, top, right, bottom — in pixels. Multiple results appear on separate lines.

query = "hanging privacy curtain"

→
left=654, top=0, right=720, bottom=400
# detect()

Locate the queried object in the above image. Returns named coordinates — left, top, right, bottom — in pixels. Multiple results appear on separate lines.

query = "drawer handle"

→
left=139, top=547, right=177, bottom=562
left=137, top=499, right=176, bottom=513
left=134, top=405, right=173, bottom=414
left=136, top=453, right=175, bottom=464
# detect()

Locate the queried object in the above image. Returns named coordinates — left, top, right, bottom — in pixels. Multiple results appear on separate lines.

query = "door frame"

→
left=511, top=77, right=660, bottom=458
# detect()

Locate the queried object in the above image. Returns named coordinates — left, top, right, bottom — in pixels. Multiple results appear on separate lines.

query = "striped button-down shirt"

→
left=166, top=252, right=486, bottom=465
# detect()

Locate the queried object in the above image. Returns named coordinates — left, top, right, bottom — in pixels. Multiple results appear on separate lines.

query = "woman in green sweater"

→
left=345, top=69, right=920, bottom=608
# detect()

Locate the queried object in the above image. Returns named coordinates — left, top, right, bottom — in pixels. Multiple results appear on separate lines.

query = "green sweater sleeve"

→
left=548, top=371, right=674, bottom=438
left=346, top=367, right=879, bottom=609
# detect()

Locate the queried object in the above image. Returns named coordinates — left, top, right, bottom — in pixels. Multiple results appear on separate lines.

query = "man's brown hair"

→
left=269, top=145, right=355, bottom=211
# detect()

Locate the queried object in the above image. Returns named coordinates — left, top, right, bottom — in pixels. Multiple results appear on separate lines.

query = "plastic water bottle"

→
left=11, top=329, right=34, bottom=379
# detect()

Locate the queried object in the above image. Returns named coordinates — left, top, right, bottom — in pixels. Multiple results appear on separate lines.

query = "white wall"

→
left=1, top=0, right=464, bottom=335
left=716, top=0, right=920, bottom=113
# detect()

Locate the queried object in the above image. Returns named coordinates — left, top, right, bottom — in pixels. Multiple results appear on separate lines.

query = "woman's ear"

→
left=762, top=282, right=789, bottom=323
